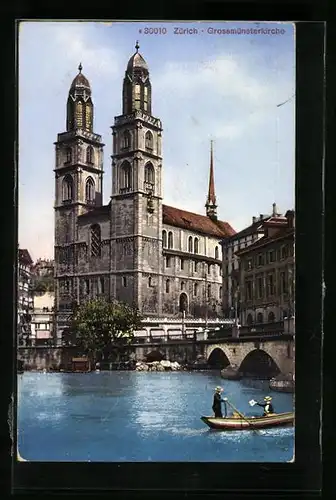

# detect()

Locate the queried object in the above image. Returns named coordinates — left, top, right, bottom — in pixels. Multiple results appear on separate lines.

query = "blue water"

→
left=17, top=371, right=294, bottom=462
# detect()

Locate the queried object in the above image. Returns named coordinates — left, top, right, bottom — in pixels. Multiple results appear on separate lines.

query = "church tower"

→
left=205, top=140, right=218, bottom=220
left=110, top=42, right=163, bottom=314
left=54, top=64, right=104, bottom=336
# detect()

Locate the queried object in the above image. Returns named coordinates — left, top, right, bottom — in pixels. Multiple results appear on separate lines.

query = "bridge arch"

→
left=145, top=350, right=165, bottom=362
left=206, top=346, right=232, bottom=369
left=238, top=349, right=280, bottom=378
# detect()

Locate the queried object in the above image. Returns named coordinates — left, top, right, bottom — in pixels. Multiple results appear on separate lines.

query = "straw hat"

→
left=264, top=396, right=272, bottom=401
left=215, top=386, right=223, bottom=393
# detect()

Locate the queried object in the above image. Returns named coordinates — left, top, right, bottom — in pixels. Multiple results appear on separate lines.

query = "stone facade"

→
left=53, top=46, right=235, bottom=342
left=205, top=338, right=294, bottom=376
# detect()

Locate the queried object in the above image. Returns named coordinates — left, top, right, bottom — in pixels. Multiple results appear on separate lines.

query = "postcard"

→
left=17, top=20, right=296, bottom=464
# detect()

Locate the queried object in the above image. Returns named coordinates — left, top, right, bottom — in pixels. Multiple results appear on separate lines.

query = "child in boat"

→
left=255, top=396, right=274, bottom=416
left=212, top=386, right=226, bottom=418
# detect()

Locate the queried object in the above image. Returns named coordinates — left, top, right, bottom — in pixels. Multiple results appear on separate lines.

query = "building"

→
left=235, top=210, right=295, bottom=326
left=54, top=44, right=236, bottom=342
left=32, top=258, right=54, bottom=277
left=18, top=248, right=34, bottom=346
left=220, top=203, right=285, bottom=319
left=30, top=292, right=55, bottom=346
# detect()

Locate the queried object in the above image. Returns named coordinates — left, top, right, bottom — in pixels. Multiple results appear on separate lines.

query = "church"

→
left=54, top=42, right=236, bottom=339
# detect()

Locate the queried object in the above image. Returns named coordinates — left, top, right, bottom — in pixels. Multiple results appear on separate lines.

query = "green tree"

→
left=68, top=298, right=143, bottom=366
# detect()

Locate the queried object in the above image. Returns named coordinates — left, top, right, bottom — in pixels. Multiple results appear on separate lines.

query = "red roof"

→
left=18, top=249, right=33, bottom=265
left=162, top=205, right=236, bottom=238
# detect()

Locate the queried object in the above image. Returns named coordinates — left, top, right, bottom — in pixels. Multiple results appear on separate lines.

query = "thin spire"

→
left=135, top=40, right=139, bottom=52
left=78, top=62, right=83, bottom=73
left=205, top=139, right=218, bottom=220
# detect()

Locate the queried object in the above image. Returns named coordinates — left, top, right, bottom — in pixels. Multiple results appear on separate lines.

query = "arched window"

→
left=179, top=293, right=188, bottom=313
left=134, top=84, right=141, bottom=110
left=168, top=231, right=173, bottom=249
left=208, top=263, right=211, bottom=274
left=162, top=230, right=167, bottom=248
left=219, top=286, right=222, bottom=299
left=62, top=175, right=73, bottom=201
left=181, top=281, right=185, bottom=291
left=247, top=313, right=253, bottom=325
left=90, top=224, right=101, bottom=258
left=257, top=312, right=264, bottom=323
left=268, top=311, right=275, bottom=322
left=144, top=86, right=149, bottom=111
left=166, top=279, right=170, bottom=293
left=144, top=162, right=155, bottom=187
left=123, top=130, right=131, bottom=149
left=145, top=130, right=153, bottom=150
left=194, top=261, right=198, bottom=272
left=76, top=101, right=83, bottom=128
left=120, top=161, right=131, bottom=192
left=194, top=238, right=199, bottom=254
left=65, top=147, right=72, bottom=164
left=86, top=146, right=94, bottom=164
left=99, top=277, right=104, bottom=294
left=148, top=277, right=152, bottom=287
left=85, top=177, right=95, bottom=202
left=207, top=284, right=211, bottom=298
left=194, top=283, right=198, bottom=296
left=188, top=236, right=193, bottom=253
left=85, top=104, right=92, bottom=131
left=215, top=246, right=219, bottom=259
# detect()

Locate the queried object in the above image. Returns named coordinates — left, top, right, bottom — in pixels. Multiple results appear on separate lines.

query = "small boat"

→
left=201, top=412, right=294, bottom=430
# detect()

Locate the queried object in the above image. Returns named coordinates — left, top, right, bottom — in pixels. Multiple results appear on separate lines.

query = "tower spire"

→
left=205, top=139, right=217, bottom=220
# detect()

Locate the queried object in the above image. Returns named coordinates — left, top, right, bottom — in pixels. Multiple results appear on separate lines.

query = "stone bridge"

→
left=132, top=335, right=294, bottom=377
left=205, top=337, right=295, bottom=376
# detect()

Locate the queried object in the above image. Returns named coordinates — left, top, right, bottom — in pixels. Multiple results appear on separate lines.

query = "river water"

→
left=17, top=371, right=294, bottom=462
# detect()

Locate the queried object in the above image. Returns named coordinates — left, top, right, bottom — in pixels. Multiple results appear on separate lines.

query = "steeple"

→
left=66, top=64, right=93, bottom=132
left=123, top=43, right=151, bottom=115
left=205, top=140, right=217, bottom=220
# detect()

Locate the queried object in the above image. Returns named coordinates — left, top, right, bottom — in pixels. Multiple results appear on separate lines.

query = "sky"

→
left=18, top=21, right=295, bottom=262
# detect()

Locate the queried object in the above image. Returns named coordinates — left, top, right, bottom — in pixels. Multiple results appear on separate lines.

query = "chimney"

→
left=252, top=216, right=257, bottom=224
left=272, top=202, right=277, bottom=217
left=259, top=214, right=263, bottom=220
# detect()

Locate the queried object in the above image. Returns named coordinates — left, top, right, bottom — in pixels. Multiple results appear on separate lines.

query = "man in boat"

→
left=212, top=386, right=227, bottom=418
left=255, top=396, right=274, bottom=416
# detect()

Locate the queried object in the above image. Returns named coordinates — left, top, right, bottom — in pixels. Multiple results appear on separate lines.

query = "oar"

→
left=224, top=398, right=259, bottom=433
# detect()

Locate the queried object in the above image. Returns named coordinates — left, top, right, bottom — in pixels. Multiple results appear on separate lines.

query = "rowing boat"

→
left=201, top=412, right=294, bottom=430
